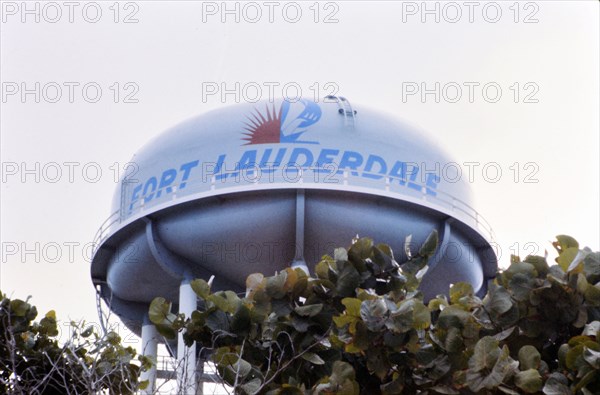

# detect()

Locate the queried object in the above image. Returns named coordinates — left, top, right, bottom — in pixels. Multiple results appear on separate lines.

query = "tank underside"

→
left=92, top=188, right=496, bottom=335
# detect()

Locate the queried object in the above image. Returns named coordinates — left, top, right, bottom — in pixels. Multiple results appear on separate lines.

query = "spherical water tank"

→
left=91, top=97, right=497, bottom=333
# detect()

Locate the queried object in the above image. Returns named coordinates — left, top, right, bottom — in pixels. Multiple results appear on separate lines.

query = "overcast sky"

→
left=1, top=1, right=599, bottom=350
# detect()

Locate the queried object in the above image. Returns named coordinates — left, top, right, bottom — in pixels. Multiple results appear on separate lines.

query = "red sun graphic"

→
left=241, top=104, right=282, bottom=145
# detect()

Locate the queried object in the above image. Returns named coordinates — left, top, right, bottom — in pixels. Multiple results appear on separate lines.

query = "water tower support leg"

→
left=291, top=189, right=309, bottom=274
left=140, top=315, right=158, bottom=394
left=427, top=219, right=453, bottom=272
left=177, top=277, right=198, bottom=394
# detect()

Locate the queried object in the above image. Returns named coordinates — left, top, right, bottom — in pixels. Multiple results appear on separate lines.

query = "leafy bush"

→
left=151, top=233, right=599, bottom=394
left=0, top=293, right=150, bottom=394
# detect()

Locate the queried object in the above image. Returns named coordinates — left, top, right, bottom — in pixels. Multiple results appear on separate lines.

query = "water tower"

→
left=91, top=96, right=496, bottom=392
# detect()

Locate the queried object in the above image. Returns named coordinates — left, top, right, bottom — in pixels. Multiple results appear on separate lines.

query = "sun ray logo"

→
left=241, top=99, right=322, bottom=145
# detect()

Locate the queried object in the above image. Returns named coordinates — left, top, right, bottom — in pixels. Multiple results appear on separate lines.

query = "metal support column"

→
left=140, top=315, right=158, bottom=394
left=177, top=277, right=198, bottom=394
left=291, top=189, right=309, bottom=274
left=427, top=218, right=453, bottom=272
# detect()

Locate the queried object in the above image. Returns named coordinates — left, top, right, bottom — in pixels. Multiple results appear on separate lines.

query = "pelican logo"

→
left=242, top=99, right=322, bottom=145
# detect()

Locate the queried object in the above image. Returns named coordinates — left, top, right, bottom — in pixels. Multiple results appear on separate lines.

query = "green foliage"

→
left=0, top=292, right=147, bottom=394
left=150, top=233, right=600, bottom=394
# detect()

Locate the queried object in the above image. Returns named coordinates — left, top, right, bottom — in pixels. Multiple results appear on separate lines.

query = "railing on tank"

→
left=91, top=167, right=496, bottom=256
left=92, top=209, right=121, bottom=254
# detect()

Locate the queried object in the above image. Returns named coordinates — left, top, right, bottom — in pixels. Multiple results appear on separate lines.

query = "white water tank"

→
left=91, top=96, right=497, bottom=333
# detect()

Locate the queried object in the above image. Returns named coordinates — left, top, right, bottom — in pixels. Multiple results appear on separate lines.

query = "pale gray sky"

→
left=1, top=1, right=599, bottom=348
